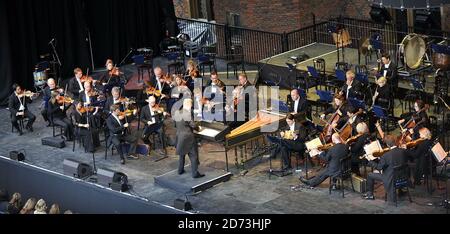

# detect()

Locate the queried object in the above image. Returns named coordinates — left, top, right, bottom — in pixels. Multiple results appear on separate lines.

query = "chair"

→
left=354, top=65, right=368, bottom=76
left=335, top=62, right=350, bottom=71
left=349, top=97, right=366, bottom=110
left=198, top=46, right=216, bottom=76
left=329, top=155, right=354, bottom=198
left=104, top=130, right=122, bottom=160
left=132, top=54, right=152, bottom=83
left=306, top=65, right=321, bottom=90
left=166, top=52, right=185, bottom=74
left=385, top=164, right=413, bottom=207
left=9, top=110, right=27, bottom=133
left=315, top=90, right=334, bottom=113
left=403, top=77, right=425, bottom=113
left=49, top=115, right=65, bottom=138
left=70, top=114, right=85, bottom=153
left=372, top=105, right=395, bottom=133
left=226, top=45, right=245, bottom=79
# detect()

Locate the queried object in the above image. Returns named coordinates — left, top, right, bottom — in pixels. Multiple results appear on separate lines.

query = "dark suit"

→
left=341, top=79, right=363, bottom=100
left=174, top=109, right=201, bottom=177
left=367, top=147, right=407, bottom=202
left=406, top=139, right=433, bottom=184
left=106, top=114, right=137, bottom=160
left=41, top=86, right=56, bottom=122
left=140, top=105, right=165, bottom=149
left=103, top=97, right=125, bottom=116
left=379, top=62, right=398, bottom=90
left=48, top=101, right=74, bottom=140
left=287, top=96, right=308, bottom=121
left=307, top=143, right=349, bottom=187
left=267, top=122, right=308, bottom=169
left=8, top=93, right=36, bottom=131
left=73, top=111, right=100, bottom=152
left=349, top=133, right=371, bottom=174
left=374, top=84, right=391, bottom=109
left=79, top=91, right=98, bottom=106
left=68, top=77, right=84, bottom=99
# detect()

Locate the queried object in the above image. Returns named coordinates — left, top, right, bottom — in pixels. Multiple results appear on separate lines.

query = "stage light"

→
left=9, top=150, right=25, bottom=161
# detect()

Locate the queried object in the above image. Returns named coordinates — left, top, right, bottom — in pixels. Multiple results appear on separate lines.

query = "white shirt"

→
left=112, top=114, right=122, bottom=126
left=156, top=78, right=162, bottom=91
left=113, top=98, right=120, bottom=105
left=84, top=91, right=91, bottom=104
left=293, top=98, right=299, bottom=113
left=383, top=62, right=390, bottom=78
left=346, top=82, right=352, bottom=99
left=148, top=106, right=156, bottom=125
left=16, top=93, right=25, bottom=111
left=289, top=123, right=295, bottom=132
left=76, top=78, right=84, bottom=92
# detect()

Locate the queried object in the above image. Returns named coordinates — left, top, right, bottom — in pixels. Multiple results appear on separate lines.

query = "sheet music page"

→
left=196, top=128, right=220, bottom=137
left=432, top=142, right=447, bottom=163
left=306, top=137, right=323, bottom=151
left=364, top=140, right=382, bottom=156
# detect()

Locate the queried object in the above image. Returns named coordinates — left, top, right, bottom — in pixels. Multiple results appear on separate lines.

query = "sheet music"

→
left=305, top=137, right=323, bottom=157
left=195, top=128, right=220, bottom=137
left=432, top=142, right=447, bottom=163
left=363, top=140, right=382, bottom=161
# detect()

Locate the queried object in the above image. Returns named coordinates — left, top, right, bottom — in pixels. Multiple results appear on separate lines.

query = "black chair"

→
left=403, top=76, right=425, bottom=113
left=9, top=110, right=27, bottom=133
left=198, top=46, right=216, bottom=76
left=104, top=130, right=123, bottom=160
left=49, top=115, right=65, bottom=138
left=226, top=45, right=245, bottom=79
left=166, top=52, right=185, bottom=74
left=70, top=114, right=86, bottom=153
left=385, top=164, right=413, bottom=207
left=329, top=155, right=355, bottom=198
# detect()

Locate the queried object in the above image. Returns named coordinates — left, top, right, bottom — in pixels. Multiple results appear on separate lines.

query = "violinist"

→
left=349, top=122, right=372, bottom=175
left=73, top=102, right=101, bottom=153
left=398, top=100, right=430, bottom=140
left=141, top=96, right=168, bottom=155
left=372, top=76, right=390, bottom=109
left=68, top=68, right=84, bottom=99
left=42, top=78, right=64, bottom=126
left=206, top=71, right=225, bottom=92
left=79, top=81, right=97, bottom=106
left=47, top=91, right=74, bottom=141
left=379, top=53, right=398, bottom=92
left=150, top=67, right=172, bottom=99
left=99, top=59, right=122, bottom=90
left=184, top=59, right=201, bottom=89
left=339, top=70, right=363, bottom=100
left=299, top=133, right=349, bottom=188
left=8, top=84, right=37, bottom=135
left=106, top=104, right=139, bottom=165
left=103, top=87, right=137, bottom=117
left=362, top=135, right=408, bottom=202
left=266, top=114, right=308, bottom=172
left=404, top=127, right=434, bottom=186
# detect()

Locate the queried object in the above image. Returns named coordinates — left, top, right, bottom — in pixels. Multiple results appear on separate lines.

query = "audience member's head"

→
left=49, top=203, right=60, bottom=214
left=20, top=197, right=37, bottom=214
left=7, top=192, right=22, bottom=214
left=34, top=199, right=47, bottom=214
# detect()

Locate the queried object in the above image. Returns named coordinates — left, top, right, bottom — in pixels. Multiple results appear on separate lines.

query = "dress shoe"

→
left=362, top=193, right=375, bottom=200
left=17, top=130, right=23, bottom=136
left=127, top=154, right=139, bottom=159
left=299, top=176, right=309, bottom=185
left=178, top=169, right=185, bottom=175
left=120, top=159, right=125, bottom=165
left=193, top=173, right=205, bottom=178
left=26, top=126, right=33, bottom=132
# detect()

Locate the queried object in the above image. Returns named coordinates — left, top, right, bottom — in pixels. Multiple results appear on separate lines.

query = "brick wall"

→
left=174, top=0, right=190, bottom=18
left=443, top=5, right=450, bottom=32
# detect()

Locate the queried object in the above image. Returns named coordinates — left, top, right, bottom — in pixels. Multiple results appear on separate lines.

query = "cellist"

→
left=319, top=93, right=353, bottom=142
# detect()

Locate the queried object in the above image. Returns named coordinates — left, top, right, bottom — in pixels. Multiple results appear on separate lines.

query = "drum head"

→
left=402, top=34, right=426, bottom=69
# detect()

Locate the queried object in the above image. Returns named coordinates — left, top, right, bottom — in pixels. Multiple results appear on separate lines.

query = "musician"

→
left=398, top=100, right=430, bottom=140
left=405, top=127, right=434, bottom=185
left=379, top=53, right=398, bottom=91
left=173, top=98, right=205, bottom=178
left=99, top=59, right=121, bottom=89
left=266, top=114, right=308, bottom=171
left=141, top=96, right=167, bottom=155
left=287, top=89, right=308, bottom=119
left=320, top=93, right=353, bottom=130
left=372, top=76, right=390, bottom=108
left=168, top=75, right=191, bottom=112
left=149, top=67, right=172, bottom=99
left=73, top=102, right=101, bottom=153
left=47, top=91, right=74, bottom=141
left=103, top=87, right=137, bottom=117
left=41, top=78, right=63, bottom=126
left=237, top=73, right=252, bottom=121
left=349, top=122, right=371, bottom=175
left=184, top=59, right=201, bottom=88
left=299, top=133, right=349, bottom=187
left=8, top=84, right=36, bottom=135
left=79, top=81, right=97, bottom=106
left=362, top=135, right=408, bottom=202
left=339, top=70, right=363, bottom=100
left=69, top=68, right=84, bottom=99
left=106, top=104, right=139, bottom=165
left=206, top=71, right=225, bottom=89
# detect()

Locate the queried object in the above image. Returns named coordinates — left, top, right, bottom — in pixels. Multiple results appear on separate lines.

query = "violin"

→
left=56, top=96, right=73, bottom=105
left=345, top=133, right=364, bottom=145
left=317, top=142, right=334, bottom=151
left=80, top=75, right=94, bottom=83
left=118, top=109, right=134, bottom=117
left=109, top=67, right=120, bottom=76
left=18, top=90, right=37, bottom=98
left=146, top=87, right=162, bottom=97
left=403, top=138, right=425, bottom=149
left=76, top=106, right=94, bottom=114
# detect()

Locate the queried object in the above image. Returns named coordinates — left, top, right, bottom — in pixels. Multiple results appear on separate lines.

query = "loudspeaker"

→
left=42, top=136, right=65, bottom=148
left=370, top=5, right=391, bottom=24
left=63, top=159, right=93, bottom=179
left=97, top=168, right=129, bottom=192
left=9, top=151, right=25, bottom=161
left=174, top=198, right=192, bottom=211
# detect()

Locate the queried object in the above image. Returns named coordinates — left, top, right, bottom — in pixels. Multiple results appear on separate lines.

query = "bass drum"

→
left=33, top=71, right=47, bottom=86
left=400, top=34, right=426, bottom=69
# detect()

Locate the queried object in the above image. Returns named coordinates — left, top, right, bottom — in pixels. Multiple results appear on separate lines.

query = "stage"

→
left=0, top=56, right=447, bottom=214
left=258, top=42, right=437, bottom=94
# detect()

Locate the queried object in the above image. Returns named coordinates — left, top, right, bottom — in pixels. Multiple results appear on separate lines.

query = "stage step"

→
left=154, top=166, right=232, bottom=194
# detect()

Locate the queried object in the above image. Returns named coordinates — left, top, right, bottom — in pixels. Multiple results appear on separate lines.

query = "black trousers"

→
left=78, top=128, right=100, bottom=153
left=178, top=145, right=200, bottom=177
left=267, top=135, right=305, bottom=169
left=367, top=172, right=383, bottom=196
left=142, top=122, right=165, bottom=149
left=110, top=134, right=138, bottom=160
left=308, top=170, right=331, bottom=187
left=41, top=108, right=49, bottom=122
left=53, top=117, right=74, bottom=140
left=11, top=109, right=36, bottom=130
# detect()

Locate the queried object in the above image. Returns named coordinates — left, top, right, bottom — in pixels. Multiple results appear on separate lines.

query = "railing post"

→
left=282, top=32, right=288, bottom=52
left=312, top=13, right=317, bottom=43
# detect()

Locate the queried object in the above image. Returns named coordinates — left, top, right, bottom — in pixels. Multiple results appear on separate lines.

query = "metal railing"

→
left=177, top=17, right=450, bottom=65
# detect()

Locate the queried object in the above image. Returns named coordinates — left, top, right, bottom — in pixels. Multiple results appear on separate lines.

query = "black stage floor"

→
left=0, top=57, right=448, bottom=214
